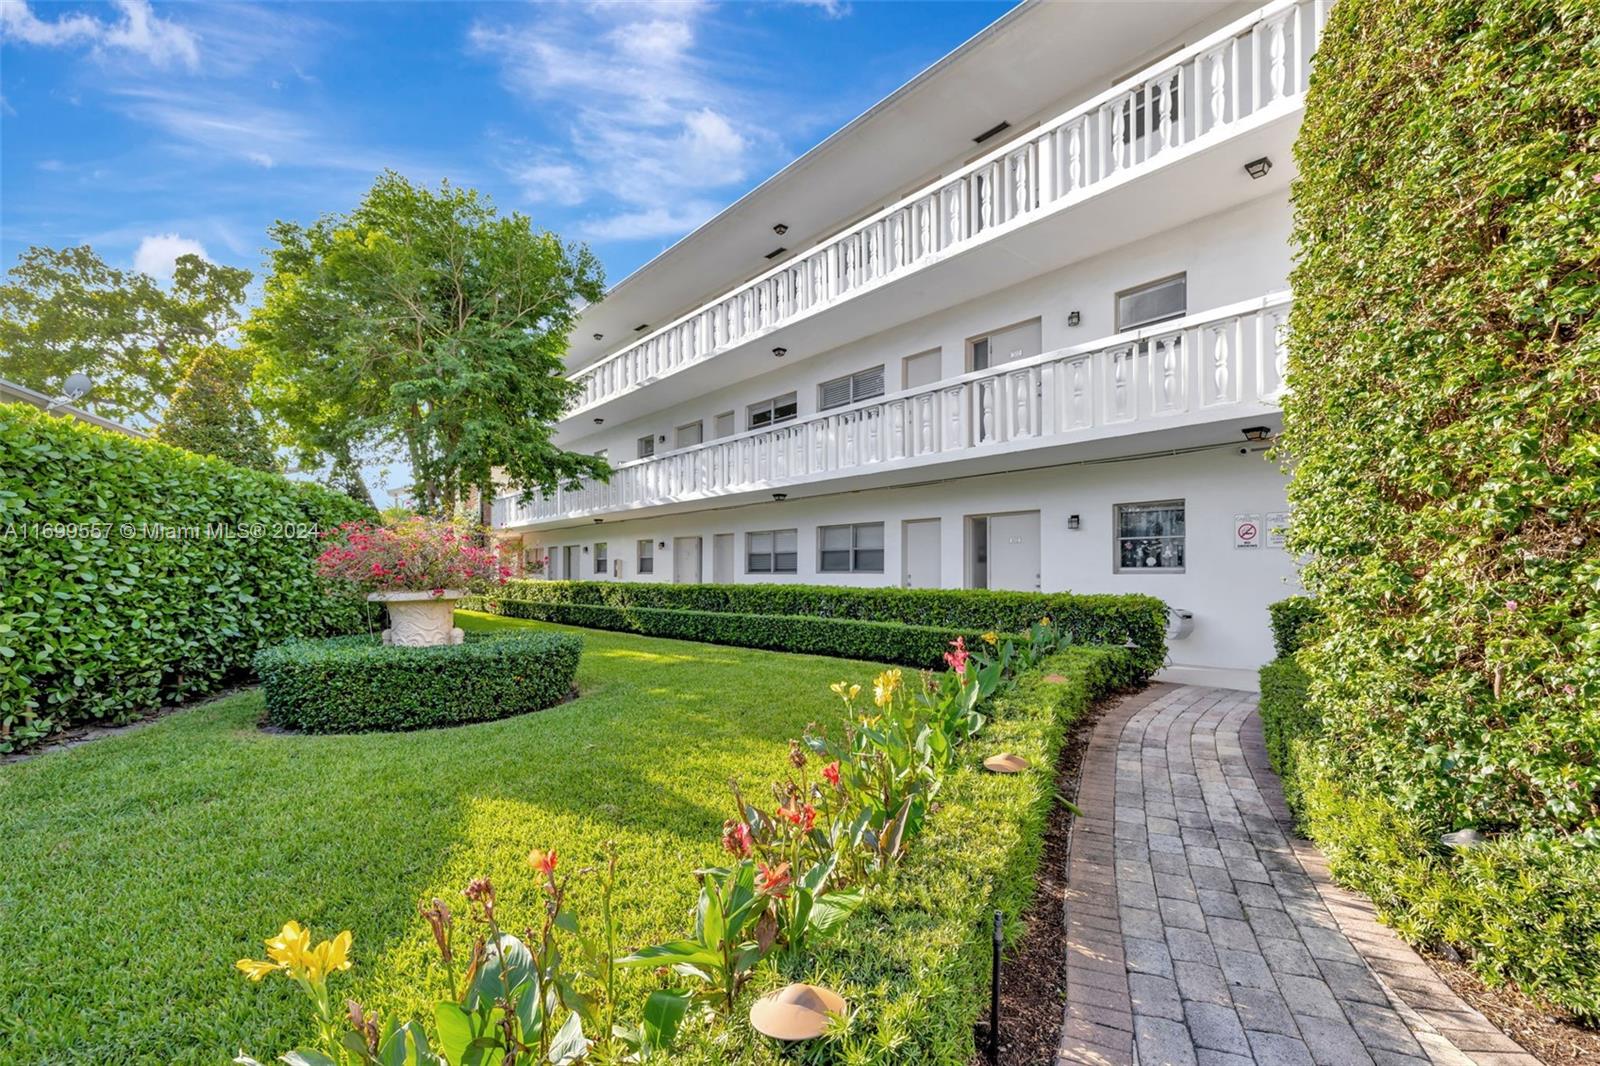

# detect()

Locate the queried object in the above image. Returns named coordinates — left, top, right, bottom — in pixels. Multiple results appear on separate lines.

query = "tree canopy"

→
left=154, top=344, right=279, bottom=472
left=0, top=245, right=251, bottom=424
left=247, top=171, right=610, bottom=515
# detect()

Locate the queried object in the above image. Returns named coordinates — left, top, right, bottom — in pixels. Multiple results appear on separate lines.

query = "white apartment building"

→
left=493, top=0, right=1325, bottom=690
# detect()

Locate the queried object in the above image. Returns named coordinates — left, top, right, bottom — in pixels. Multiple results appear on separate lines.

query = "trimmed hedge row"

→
left=254, top=631, right=582, bottom=733
left=471, top=580, right=1168, bottom=675
left=1258, top=655, right=1600, bottom=1021
left=1266, top=596, right=1321, bottom=658
left=463, top=600, right=1011, bottom=671
left=674, top=643, right=1141, bottom=1065
left=0, top=403, right=373, bottom=752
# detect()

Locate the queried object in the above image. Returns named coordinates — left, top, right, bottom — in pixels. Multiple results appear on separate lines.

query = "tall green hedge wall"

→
left=0, top=403, right=374, bottom=751
left=467, top=579, right=1168, bottom=676
left=1280, top=0, right=1600, bottom=1017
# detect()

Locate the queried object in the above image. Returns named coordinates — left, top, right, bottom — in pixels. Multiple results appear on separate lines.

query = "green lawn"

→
left=0, top=613, right=884, bottom=1065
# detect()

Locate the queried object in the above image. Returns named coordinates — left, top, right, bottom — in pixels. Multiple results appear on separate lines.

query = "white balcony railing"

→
left=564, top=0, right=1324, bottom=416
left=498, top=293, right=1291, bottom=527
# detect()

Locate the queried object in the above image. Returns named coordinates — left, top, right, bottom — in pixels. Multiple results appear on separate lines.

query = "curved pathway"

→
left=1057, top=684, right=1540, bottom=1066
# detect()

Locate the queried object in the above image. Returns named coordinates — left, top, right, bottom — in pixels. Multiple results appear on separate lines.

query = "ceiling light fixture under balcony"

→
left=634, top=323, right=649, bottom=332
left=772, top=347, right=787, bottom=358
left=592, top=332, right=603, bottom=341
left=593, top=417, right=604, bottom=425
left=764, top=246, right=788, bottom=260
left=772, top=223, right=788, bottom=235
left=1244, top=156, right=1273, bottom=179
left=1241, top=425, right=1272, bottom=442
left=973, top=120, right=1010, bottom=144
left=772, top=493, right=787, bottom=502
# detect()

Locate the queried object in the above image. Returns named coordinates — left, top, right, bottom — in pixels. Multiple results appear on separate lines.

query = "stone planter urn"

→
left=369, top=590, right=466, bottom=647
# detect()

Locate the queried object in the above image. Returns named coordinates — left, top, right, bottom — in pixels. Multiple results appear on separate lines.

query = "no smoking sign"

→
left=1233, top=513, right=1262, bottom=549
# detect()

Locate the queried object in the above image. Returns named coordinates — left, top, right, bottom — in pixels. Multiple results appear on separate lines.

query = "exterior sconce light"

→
left=772, top=492, right=788, bottom=502
left=1244, top=156, right=1273, bottom=179
left=583, top=545, right=590, bottom=553
left=658, top=434, right=666, bottom=443
left=1067, top=515, right=1081, bottom=530
left=772, top=346, right=787, bottom=358
left=1241, top=425, right=1272, bottom=442
left=658, top=541, right=667, bottom=549
left=1067, top=311, right=1081, bottom=327
left=773, top=222, right=788, bottom=235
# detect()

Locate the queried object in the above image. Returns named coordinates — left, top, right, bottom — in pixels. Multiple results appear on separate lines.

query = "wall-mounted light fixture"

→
left=1067, top=514, right=1081, bottom=530
left=772, top=346, right=788, bottom=358
left=772, top=492, right=788, bottom=502
left=1244, top=156, right=1273, bottom=180
left=583, top=545, right=590, bottom=553
left=658, top=434, right=666, bottom=443
left=658, top=541, right=667, bottom=549
left=773, top=222, right=788, bottom=235
left=1067, top=310, right=1081, bottom=327
left=1241, top=425, right=1272, bottom=442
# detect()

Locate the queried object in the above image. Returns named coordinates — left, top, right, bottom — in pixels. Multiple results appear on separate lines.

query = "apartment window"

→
left=1115, top=501, right=1185, bottom=572
left=747, top=393, right=798, bottom=431
left=637, top=539, right=654, bottom=575
left=594, top=542, right=609, bottom=574
left=676, top=421, right=704, bottom=449
left=819, top=365, right=886, bottom=411
left=636, top=435, right=656, bottom=459
left=746, top=529, right=798, bottom=574
left=1115, top=274, right=1187, bottom=332
left=714, top=411, right=736, bottom=439
left=819, top=523, right=884, bottom=573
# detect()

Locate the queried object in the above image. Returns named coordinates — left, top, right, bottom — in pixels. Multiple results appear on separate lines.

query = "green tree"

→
left=248, top=171, right=610, bottom=515
left=0, top=245, right=251, bottom=424
left=154, top=345, right=279, bottom=472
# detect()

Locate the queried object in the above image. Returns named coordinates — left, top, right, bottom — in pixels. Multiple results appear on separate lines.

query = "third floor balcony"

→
left=559, top=0, right=1325, bottom=429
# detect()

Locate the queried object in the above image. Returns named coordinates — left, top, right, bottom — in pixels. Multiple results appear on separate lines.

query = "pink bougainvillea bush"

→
left=315, top=518, right=510, bottom=595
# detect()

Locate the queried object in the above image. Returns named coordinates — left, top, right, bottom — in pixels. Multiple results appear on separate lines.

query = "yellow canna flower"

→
left=830, top=680, right=861, bottom=703
left=981, top=630, right=999, bottom=646
left=312, top=931, right=353, bottom=980
left=1040, top=616, right=1051, bottom=627
left=235, top=957, right=279, bottom=981
left=264, top=920, right=314, bottom=976
left=872, top=669, right=902, bottom=708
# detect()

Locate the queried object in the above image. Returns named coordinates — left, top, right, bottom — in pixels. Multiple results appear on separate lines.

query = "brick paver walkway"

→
left=1058, top=684, right=1539, bottom=1066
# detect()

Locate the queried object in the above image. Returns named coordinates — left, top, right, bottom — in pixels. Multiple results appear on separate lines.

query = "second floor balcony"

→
left=559, top=0, right=1324, bottom=426
left=497, top=292, right=1291, bottom=530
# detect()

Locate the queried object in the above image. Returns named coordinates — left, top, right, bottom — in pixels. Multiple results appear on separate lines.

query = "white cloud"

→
left=788, top=0, right=852, bottom=19
left=469, top=2, right=766, bottom=241
left=1, top=0, right=200, bottom=70
left=133, top=233, right=208, bottom=279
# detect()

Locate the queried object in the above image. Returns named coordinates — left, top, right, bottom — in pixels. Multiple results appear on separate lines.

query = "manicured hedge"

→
left=254, top=631, right=582, bottom=733
left=465, top=600, right=1010, bottom=671
left=470, top=580, right=1167, bottom=676
left=0, top=403, right=373, bottom=752
left=1277, top=0, right=1600, bottom=1019
left=1266, top=596, right=1321, bottom=658
left=673, top=644, right=1141, bottom=1064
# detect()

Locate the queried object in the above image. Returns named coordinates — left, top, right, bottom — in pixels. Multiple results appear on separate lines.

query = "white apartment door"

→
left=712, top=533, right=735, bottom=583
left=971, top=319, right=1041, bottom=371
left=903, top=349, right=941, bottom=390
left=988, top=511, right=1041, bottom=591
left=673, top=537, right=702, bottom=583
left=562, top=545, right=580, bottom=580
left=902, top=519, right=941, bottom=588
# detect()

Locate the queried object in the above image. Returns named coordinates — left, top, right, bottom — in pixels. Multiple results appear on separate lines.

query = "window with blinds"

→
left=636, top=435, right=656, bottom=459
left=819, top=365, right=886, bottom=411
left=637, top=539, right=654, bottom=574
left=819, top=522, right=884, bottom=573
left=1115, top=274, right=1187, bottom=332
left=747, top=393, right=798, bottom=430
left=746, top=529, right=798, bottom=574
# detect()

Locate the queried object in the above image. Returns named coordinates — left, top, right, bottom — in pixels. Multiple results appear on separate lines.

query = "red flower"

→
left=756, top=861, right=791, bottom=898
left=822, top=761, right=841, bottom=789
left=943, top=636, right=970, bottom=676
left=781, top=802, right=816, bottom=833
left=528, top=848, right=559, bottom=881
left=721, top=820, right=754, bottom=857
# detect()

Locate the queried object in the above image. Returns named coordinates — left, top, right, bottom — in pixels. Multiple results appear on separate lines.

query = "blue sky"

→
left=1, top=0, right=1016, bottom=289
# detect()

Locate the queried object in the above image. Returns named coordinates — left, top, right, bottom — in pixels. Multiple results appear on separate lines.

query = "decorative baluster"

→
left=1269, top=17, right=1287, bottom=101
left=1067, top=123, right=1083, bottom=191
left=1209, top=49, right=1227, bottom=129
left=1211, top=324, right=1231, bottom=401
left=1110, top=102, right=1126, bottom=171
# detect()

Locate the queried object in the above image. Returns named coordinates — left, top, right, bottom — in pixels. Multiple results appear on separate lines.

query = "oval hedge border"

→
left=254, top=631, right=583, bottom=733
